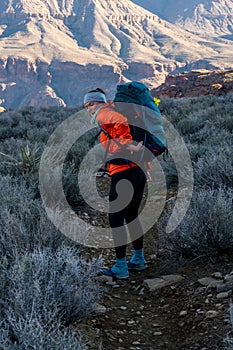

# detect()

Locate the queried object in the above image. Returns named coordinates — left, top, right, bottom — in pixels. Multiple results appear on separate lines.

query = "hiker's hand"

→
left=146, top=171, right=152, bottom=182
left=127, top=141, right=143, bottom=153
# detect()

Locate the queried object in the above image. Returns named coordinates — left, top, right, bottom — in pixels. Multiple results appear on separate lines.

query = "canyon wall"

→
left=0, top=57, right=173, bottom=109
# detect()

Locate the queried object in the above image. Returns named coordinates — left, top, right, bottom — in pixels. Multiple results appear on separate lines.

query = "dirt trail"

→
left=74, top=177, right=233, bottom=349
left=76, top=240, right=233, bottom=350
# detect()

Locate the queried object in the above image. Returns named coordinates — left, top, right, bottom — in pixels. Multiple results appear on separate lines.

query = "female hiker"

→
left=83, top=88, right=148, bottom=279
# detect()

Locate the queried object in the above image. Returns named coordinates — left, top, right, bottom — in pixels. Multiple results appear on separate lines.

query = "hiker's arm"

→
left=126, top=141, right=143, bottom=153
left=114, top=122, right=144, bottom=152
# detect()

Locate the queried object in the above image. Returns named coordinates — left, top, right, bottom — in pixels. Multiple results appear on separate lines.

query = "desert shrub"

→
left=159, top=142, right=232, bottom=191
left=160, top=95, right=233, bottom=143
left=158, top=153, right=178, bottom=190
left=193, top=145, right=232, bottom=188
left=159, top=95, right=233, bottom=191
left=0, top=317, right=87, bottom=350
left=0, top=175, right=102, bottom=349
left=26, top=126, right=51, bottom=143
left=175, top=113, right=206, bottom=136
left=160, top=94, right=233, bottom=124
left=0, top=175, right=73, bottom=260
left=62, top=160, right=81, bottom=205
left=65, top=138, right=95, bottom=166
left=0, top=107, right=103, bottom=349
left=0, top=127, right=18, bottom=141
left=220, top=113, right=233, bottom=133
left=62, top=132, right=98, bottom=206
left=0, top=175, right=35, bottom=214
left=157, top=186, right=233, bottom=258
left=184, top=142, right=211, bottom=162
left=0, top=203, right=66, bottom=260
left=0, top=106, right=80, bottom=144
left=188, top=124, right=232, bottom=147
left=3, top=247, right=101, bottom=325
left=0, top=247, right=101, bottom=348
left=0, top=108, right=97, bottom=205
left=0, top=138, right=23, bottom=162
left=138, top=96, right=233, bottom=262
left=224, top=303, right=233, bottom=350
left=159, top=97, right=197, bottom=123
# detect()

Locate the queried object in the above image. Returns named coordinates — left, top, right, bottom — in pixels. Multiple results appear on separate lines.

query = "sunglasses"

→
left=85, top=102, right=95, bottom=108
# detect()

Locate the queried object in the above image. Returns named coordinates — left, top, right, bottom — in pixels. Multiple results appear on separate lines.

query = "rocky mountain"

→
left=132, top=0, right=233, bottom=38
left=0, top=0, right=233, bottom=108
left=151, top=69, right=233, bottom=98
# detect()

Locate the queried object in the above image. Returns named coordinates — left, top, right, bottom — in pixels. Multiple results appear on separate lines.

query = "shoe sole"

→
left=101, top=269, right=129, bottom=279
left=128, top=263, right=148, bottom=271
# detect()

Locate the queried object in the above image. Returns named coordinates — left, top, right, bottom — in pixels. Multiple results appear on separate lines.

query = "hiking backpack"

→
left=113, top=81, right=167, bottom=162
left=97, top=81, right=167, bottom=168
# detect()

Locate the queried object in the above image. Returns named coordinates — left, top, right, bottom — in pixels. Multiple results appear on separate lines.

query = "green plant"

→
left=0, top=141, right=41, bottom=175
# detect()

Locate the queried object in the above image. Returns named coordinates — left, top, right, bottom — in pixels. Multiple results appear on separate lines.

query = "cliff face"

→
left=0, top=57, right=65, bottom=108
left=151, top=69, right=233, bottom=98
left=0, top=57, right=175, bottom=108
left=1, top=59, right=233, bottom=108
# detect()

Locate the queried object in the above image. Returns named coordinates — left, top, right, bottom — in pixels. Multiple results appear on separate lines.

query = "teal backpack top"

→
left=114, top=81, right=160, bottom=112
left=112, top=81, right=167, bottom=162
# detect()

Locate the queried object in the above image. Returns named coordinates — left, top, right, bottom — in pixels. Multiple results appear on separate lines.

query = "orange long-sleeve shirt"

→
left=97, top=103, right=137, bottom=176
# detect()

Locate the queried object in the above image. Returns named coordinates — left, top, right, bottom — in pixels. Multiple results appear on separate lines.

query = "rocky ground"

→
left=73, top=177, right=233, bottom=350
left=75, top=247, right=233, bottom=350
left=151, top=69, right=233, bottom=99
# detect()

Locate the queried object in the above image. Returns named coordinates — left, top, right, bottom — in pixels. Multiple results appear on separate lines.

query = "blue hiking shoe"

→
left=101, top=257, right=129, bottom=279
left=128, top=248, right=148, bottom=271
left=101, top=266, right=129, bottom=279
left=127, top=261, right=148, bottom=271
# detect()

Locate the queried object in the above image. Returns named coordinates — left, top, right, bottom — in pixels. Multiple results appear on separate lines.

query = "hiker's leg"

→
left=103, top=167, right=146, bottom=278
left=109, top=171, right=129, bottom=250
left=102, top=171, right=129, bottom=279
left=125, top=167, right=147, bottom=270
left=125, top=167, right=146, bottom=246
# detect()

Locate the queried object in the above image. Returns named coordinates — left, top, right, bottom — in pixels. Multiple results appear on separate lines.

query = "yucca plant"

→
left=0, top=141, right=41, bottom=175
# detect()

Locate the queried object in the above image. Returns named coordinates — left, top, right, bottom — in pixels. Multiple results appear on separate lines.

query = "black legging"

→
left=109, top=166, right=147, bottom=259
